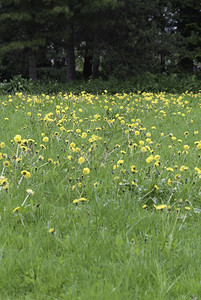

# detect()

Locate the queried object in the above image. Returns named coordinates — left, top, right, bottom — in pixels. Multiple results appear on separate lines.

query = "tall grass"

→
left=0, top=91, right=200, bottom=299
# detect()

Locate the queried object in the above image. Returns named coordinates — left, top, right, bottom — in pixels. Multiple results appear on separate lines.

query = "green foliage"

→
left=1, top=74, right=201, bottom=95
left=0, top=0, right=200, bottom=81
left=0, top=91, right=201, bottom=298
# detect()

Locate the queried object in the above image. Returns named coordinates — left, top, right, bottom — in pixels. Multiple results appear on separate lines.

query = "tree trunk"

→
left=92, top=33, right=100, bottom=79
left=28, top=50, right=37, bottom=80
left=92, top=55, right=100, bottom=79
left=160, top=51, right=165, bottom=74
left=179, top=57, right=194, bottom=73
left=83, top=43, right=93, bottom=79
left=66, top=23, right=75, bottom=82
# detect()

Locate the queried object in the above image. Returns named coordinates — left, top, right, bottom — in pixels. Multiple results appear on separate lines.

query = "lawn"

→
left=0, top=91, right=201, bottom=299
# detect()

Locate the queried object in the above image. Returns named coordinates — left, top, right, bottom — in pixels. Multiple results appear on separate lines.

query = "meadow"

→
left=0, top=91, right=201, bottom=299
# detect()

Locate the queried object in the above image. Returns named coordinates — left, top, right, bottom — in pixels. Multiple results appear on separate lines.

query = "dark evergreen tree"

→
left=176, top=0, right=201, bottom=72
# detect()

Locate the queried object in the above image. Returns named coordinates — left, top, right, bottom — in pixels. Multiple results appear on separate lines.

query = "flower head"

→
left=154, top=204, right=167, bottom=210
left=78, top=157, right=85, bottom=164
left=83, top=168, right=90, bottom=175
left=13, top=206, right=20, bottom=213
left=14, top=135, right=22, bottom=143
left=26, top=189, right=34, bottom=195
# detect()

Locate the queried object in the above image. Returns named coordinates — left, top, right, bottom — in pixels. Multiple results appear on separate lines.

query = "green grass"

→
left=0, top=91, right=201, bottom=299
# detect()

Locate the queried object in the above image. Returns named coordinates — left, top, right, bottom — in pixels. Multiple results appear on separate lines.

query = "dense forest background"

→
left=0, top=0, right=200, bottom=84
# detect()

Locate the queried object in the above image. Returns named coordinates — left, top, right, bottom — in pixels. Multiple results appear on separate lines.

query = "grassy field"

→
left=0, top=91, right=201, bottom=299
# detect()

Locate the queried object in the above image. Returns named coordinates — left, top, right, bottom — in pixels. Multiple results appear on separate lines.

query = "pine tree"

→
left=176, top=0, right=201, bottom=72
left=0, top=0, right=71, bottom=80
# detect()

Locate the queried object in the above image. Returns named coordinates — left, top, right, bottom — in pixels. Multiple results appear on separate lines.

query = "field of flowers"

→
left=0, top=91, right=201, bottom=299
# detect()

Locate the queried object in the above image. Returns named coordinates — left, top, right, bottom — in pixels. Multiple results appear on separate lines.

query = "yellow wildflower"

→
left=83, top=168, right=90, bottom=175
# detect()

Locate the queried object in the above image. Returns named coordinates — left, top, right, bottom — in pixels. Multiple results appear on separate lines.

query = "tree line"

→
left=0, top=0, right=200, bottom=82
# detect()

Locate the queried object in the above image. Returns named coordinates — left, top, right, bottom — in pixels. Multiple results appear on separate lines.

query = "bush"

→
left=0, top=73, right=200, bottom=95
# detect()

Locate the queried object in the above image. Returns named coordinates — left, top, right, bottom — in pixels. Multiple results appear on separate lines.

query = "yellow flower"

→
left=14, top=134, right=22, bottom=143
left=79, top=197, right=87, bottom=203
left=83, top=168, right=90, bottom=175
left=49, top=228, right=55, bottom=233
left=78, top=157, right=85, bottom=164
left=117, top=160, right=124, bottom=166
left=146, top=155, right=154, bottom=163
left=131, top=165, right=137, bottom=173
left=168, top=178, right=171, bottom=186
left=0, top=142, right=5, bottom=148
left=21, top=170, right=31, bottom=179
left=142, top=204, right=147, bottom=209
left=73, top=199, right=79, bottom=204
left=13, top=206, right=20, bottom=213
left=40, top=144, right=46, bottom=150
left=70, top=142, right=75, bottom=148
left=81, top=132, right=87, bottom=139
left=154, top=204, right=167, bottom=210
left=179, top=165, right=189, bottom=172
left=185, top=206, right=191, bottom=211
left=43, top=137, right=49, bottom=142
left=3, top=161, right=10, bottom=167
left=183, top=145, right=189, bottom=150
left=196, top=143, right=201, bottom=150
left=175, top=174, right=181, bottom=180
left=154, top=185, right=159, bottom=190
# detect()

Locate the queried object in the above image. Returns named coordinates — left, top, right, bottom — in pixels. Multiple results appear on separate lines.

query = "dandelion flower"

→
left=0, top=142, right=5, bottom=148
left=146, top=155, right=154, bottom=163
left=154, top=204, right=167, bottom=210
left=3, top=161, right=10, bottom=167
left=73, top=199, right=79, bottom=205
left=13, top=206, right=20, bottom=213
left=117, top=160, right=124, bottom=166
left=78, top=157, right=85, bottom=164
left=83, top=168, right=90, bottom=175
left=81, top=132, right=87, bottom=139
left=21, top=170, right=31, bottom=179
left=79, top=197, right=87, bottom=203
left=175, top=174, right=181, bottom=180
left=14, top=135, right=22, bottom=143
left=131, top=165, right=138, bottom=173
